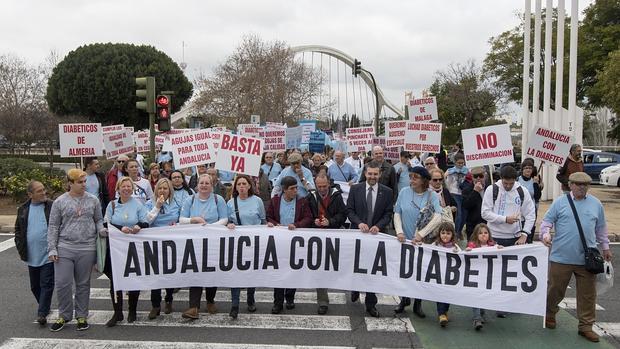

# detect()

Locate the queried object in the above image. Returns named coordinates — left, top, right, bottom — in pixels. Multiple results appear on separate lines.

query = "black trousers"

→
left=188, top=287, right=217, bottom=308
left=351, top=291, right=378, bottom=309
left=273, top=288, right=296, bottom=305
left=151, top=288, right=174, bottom=308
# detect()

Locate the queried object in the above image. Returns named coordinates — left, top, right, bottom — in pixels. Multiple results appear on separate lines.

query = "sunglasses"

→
left=473, top=174, right=485, bottom=179
left=424, top=163, right=435, bottom=166
left=117, top=160, right=125, bottom=164
left=431, top=178, right=443, bottom=182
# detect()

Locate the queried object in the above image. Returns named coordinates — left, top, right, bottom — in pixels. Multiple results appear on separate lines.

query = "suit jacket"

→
left=359, top=161, right=398, bottom=201
left=266, top=195, right=313, bottom=228
left=346, top=182, right=393, bottom=231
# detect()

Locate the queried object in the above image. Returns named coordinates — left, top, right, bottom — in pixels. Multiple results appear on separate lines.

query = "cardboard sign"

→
left=215, top=133, right=263, bottom=176
left=103, top=130, right=134, bottom=159
left=58, top=123, right=103, bottom=158
left=409, top=97, right=438, bottom=122
left=102, top=124, right=125, bottom=134
left=462, top=124, right=514, bottom=167
left=372, top=137, right=400, bottom=162
left=134, top=131, right=150, bottom=153
left=238, top=124, right=263, bottom=138
left=385, top=120, right=408, bottom=148
left=260, top=127, right=287, bottom=152
left=525, top=125, right=572, bottom=166
left=170, top=129, right=217, bottom=169
left=346, top=126, right=374, bottom=152
left=299, top=120, right=317, bottom=145
left=404, top=122, right=442, bottom=153
left=309, top=131, right=326, bottom=153
left=286, top=126, right=303, bottom=149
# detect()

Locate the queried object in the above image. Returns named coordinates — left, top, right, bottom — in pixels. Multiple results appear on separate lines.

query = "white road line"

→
left=559, top=297, right=605, bottom=311
left=594, top=322, right=620, bottom=337
left=365, top=317, right=415, bottom=333
left=0, top=338, right=356, bottom=349
left=88, top=288, right=401, bottom=305
left=0, top=238, right=14, bottom=253
left=0, top=233, right=15, bottom=236
left=46, top=310, right=352, bottom=331
left=97, top=274, right=109, bottom=280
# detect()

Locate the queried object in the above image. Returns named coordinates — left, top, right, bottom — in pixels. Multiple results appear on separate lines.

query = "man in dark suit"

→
left=359, top=146, right=397, bottom=201
left=346, top=161, right=393, bottom=317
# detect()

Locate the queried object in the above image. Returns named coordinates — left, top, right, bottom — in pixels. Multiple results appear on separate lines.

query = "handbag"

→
left=415, top=191, right=443, bottom=243
left=566, top=193, right=604, bottom=274
left=96, top=235, right=107, bottom=273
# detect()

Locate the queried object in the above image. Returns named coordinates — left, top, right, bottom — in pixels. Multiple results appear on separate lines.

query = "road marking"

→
left=0, top=233, right=15, bottom=236
left=97, top=274, right=109, bottom=280
left=0, top=338, right=356, bottom=349
left=559, top=297, right=605, bottom=311
left=0, top=238, right=15, bottom=253
left=365, top=317, right=415, bottom=332
left=88, top=288, right=401, bottom=305
left=594, top=322, right=620, bottom=337
left=46, top=310, right=352, bottom=331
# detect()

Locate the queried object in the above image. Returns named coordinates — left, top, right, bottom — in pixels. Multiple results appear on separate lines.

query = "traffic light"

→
left=352, top=59, right=362, bottom=77
left=136, top=77, right=156, bottom=113
left=156, top=94, right=171, bottom=132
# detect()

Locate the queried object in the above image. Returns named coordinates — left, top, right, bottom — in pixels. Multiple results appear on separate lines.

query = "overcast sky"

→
left=2, top=0, right=594, bottom=120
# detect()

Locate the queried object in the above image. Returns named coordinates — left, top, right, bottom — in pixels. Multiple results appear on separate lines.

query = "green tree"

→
left=429, top=60, right=502, bottom=145
left=592, top=50, right=620, bottom=140
left=46, top=43, right=193, bottom=129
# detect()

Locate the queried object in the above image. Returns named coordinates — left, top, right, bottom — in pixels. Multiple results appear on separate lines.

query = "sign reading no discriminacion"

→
left=215, top=132, right=263, bottom=177
left=170, top=129, right=217, bottom=169
left=409, top=97, right=438, bottom=122
left=59, top=123, right=103, bottom=158
left=461, top=124, right=514, bottom=167
left=525, top=125, right=572, bottom=166
left=404, top=122, right=442, bottom=153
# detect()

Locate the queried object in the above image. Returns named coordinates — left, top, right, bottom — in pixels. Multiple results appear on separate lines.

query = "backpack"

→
left=492, top=184, right=525, bottom=207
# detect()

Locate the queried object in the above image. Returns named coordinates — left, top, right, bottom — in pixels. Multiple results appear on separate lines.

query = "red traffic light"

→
left=158, top=108, right=170, bottom=119
left=156, top=95, right=169, bottom=107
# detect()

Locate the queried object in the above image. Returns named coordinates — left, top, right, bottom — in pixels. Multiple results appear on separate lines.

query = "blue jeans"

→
left=231, top=288, right=256, bottom=307
left=28, top=263, right=54, bottom=317
left=437, top=302, right=450, bottom=315
left=453, top=194, right=466, bottom=236
left=472, top=308, right=486, bottom=321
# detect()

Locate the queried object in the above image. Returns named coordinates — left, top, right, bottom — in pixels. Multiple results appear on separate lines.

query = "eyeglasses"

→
left=424, top=163, right=435, bottom=166
left=171, top=176, right=182, bottom=180
left=431, top=178, right=443, bottom=182
left=117, top=160, right=125, bottom=164
left=473, top=174, right=485, bottom=179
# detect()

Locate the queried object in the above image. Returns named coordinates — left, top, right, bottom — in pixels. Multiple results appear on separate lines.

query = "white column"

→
left=532, top=0, right=543, bottom=128
left=543, top=0, right=553, bottom=128
left=552, top=0, right=566, bottom=200
left=568, top=0, right=579, bottom=144
left=522, top=0, right=532, bottom=161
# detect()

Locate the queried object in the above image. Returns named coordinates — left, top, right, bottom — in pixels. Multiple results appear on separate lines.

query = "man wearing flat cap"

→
left=540, top=172, right=612, bottom=343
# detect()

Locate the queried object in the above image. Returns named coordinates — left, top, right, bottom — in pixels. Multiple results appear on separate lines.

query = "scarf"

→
left=447, top=166, right=469, bottom=175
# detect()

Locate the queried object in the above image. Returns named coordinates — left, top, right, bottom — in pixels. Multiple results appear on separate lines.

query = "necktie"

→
left=366, top=186, right=374, bottom=225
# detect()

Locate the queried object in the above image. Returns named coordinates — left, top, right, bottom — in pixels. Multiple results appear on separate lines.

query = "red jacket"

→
left=266, top=195, right=313, bottom=228
left=105, top=167, right=121, bottom=202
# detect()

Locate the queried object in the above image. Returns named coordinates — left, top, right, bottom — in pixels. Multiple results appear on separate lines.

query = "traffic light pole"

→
left=149, top=111, right=156, bottom=162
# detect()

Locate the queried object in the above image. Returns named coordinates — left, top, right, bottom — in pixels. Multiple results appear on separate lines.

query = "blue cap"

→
left=408, top=166, right=431, bottom=180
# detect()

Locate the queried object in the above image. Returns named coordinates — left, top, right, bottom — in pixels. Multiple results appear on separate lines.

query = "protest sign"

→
left=404, top=122, right=442, bottom=153
left=58, top=123, right=103, bottom=157
left=215, top=132, right=263, bottom=176
left=170, top=129, right=217, bottom=169
left=385, top=120, right=408, bottom=148
left=102, top=124, right=125, bottom=134
left=260, top=127, right=287, bottom=152
left=110, top=225, right=548, bottom=316
left=525, top=125, right=572, bottom=166
left=372, top=137, right=400, bottom=162
left=462, top=124, right=514, bottom=167
left=286, top=126, right=302, bottom=149
left=299, top=120, right=317, bottom=145
left=346, top=126, right=374, bottom=152
left=103, top=130, right=133, bottom=159
left=238, top=124, right=263, bottom=138
left=309, top=131, right=326, bottom=153
left=409, top=97, right=438, bottom=122
left=134, top=131, right=150, bottom=153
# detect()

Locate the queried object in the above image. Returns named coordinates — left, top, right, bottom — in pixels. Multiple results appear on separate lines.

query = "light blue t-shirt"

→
left=172, top=187, right=194, bottom=211
left=227, top=195, right=266, bottom=225
left=394, top=188, right=442, bottom=240
left=180, top=193, right=228, bottom=224
left=219, top=170, right=235, bottom=184
left=393, top=162, right=412, bottom=193
left=543, top=194, right=606, bottom=265
left=261, top=162, right=282, bottom=182
left=273, top=166, right=315, bottom=198
left=105, top=198, right=149, bottom=227
left=279, top=197, right=297, bottom=225
left=85, top=173, right=99, bottom=197
left=26, top=203, right=50, bottom=267
left=328, top=162, right=359, bottom=183
left=145, top=200, right=181, bottom=227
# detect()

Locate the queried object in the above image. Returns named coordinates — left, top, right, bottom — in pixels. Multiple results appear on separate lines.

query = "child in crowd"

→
left=432, top=222, right=461, bottom=327
left=465, top=223, right=503, bottom=330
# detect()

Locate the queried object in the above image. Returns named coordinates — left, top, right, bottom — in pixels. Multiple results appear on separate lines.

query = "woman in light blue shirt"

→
left=170, top=169, right=194, bottom=211
left=226, top=174, right=266, bottom=319
left=261, top=152, right=283, bottom=183
left=179, top=174, right=228, bottom=320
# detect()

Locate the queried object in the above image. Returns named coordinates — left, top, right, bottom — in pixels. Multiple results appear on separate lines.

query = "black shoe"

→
left=366, top=307, right=381, bottom=318
left=229, top=306, right=239, bottom=320
left=49, top=318, right=65, bottom=332
left=37, top=316, right=47, bottom=326
left=127, top=310, right=137, bottom=323
left=285, top=302, right=295, bottom=310
left=247, top=304, right=257, bottom=313
left=76, top=318, right=89, bottom=331
left=413, top=299, right=426, bottom=318
left=351, top=291, right=360, bottom=303
left=318, top=306, right=328, bottom=315
left=271, top=304, right=283, bottom=314
left=496, top=312, right=507, bottom=318
left=394, top=299, right=409, bottom=314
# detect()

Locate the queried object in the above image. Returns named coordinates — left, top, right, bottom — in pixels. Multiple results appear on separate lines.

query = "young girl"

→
left=466, top=223, right=503, bottom=330
left=432, top=222, right=461, bottom=327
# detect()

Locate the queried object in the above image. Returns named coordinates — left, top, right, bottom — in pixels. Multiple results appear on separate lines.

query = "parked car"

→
left=600, top=164, right=620, bottom=187
left=583, top=151, right=620, bottom=183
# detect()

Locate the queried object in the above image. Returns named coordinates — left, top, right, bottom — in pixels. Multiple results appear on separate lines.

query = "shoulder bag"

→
left=566, top=193, right=604, bottom=274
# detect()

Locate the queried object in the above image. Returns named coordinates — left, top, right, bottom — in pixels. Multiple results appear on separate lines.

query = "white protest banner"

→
left=286, top=126, right=302, bottom=149
left=134, top=131, right=150, bottom=153
left=238, top=124, right=263, bottom=138
left=170, top=129, right=217, bottom=169
left=215, top=132, right=263, bottom=176
left=102, top=124, right=125, bottom=134
left=299, top=120, right=317, bottom=145
left=109, top=225, right=548, bottom=316
left=372, top=137, right=400, bottom=162
left=409, top=97, right=438, bottom=122
left=103, top=130, right=133, bottom=159
left=346, top=126, right=374, bottom=152
left=385, top=120, right=408, bottom=148
left=462, top=124, right=514, bottom=167
left=58, top=123, right=103, bottom=158
left=404, top=122, right=442, bottom=153
left=525, top=125, right=572, bottom=166
left=260, top=127, right=287, bottom=152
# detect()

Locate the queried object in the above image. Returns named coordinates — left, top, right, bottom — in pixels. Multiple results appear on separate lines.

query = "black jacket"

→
left=462, top=182, right=486, bottom=238
left=359, top=161, right=398, bottom=201
left=14, top=199, right=54, bottom=261
left=346, top=182, right=393, bottom=231
left=307, top=186, right=347, bottom=228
